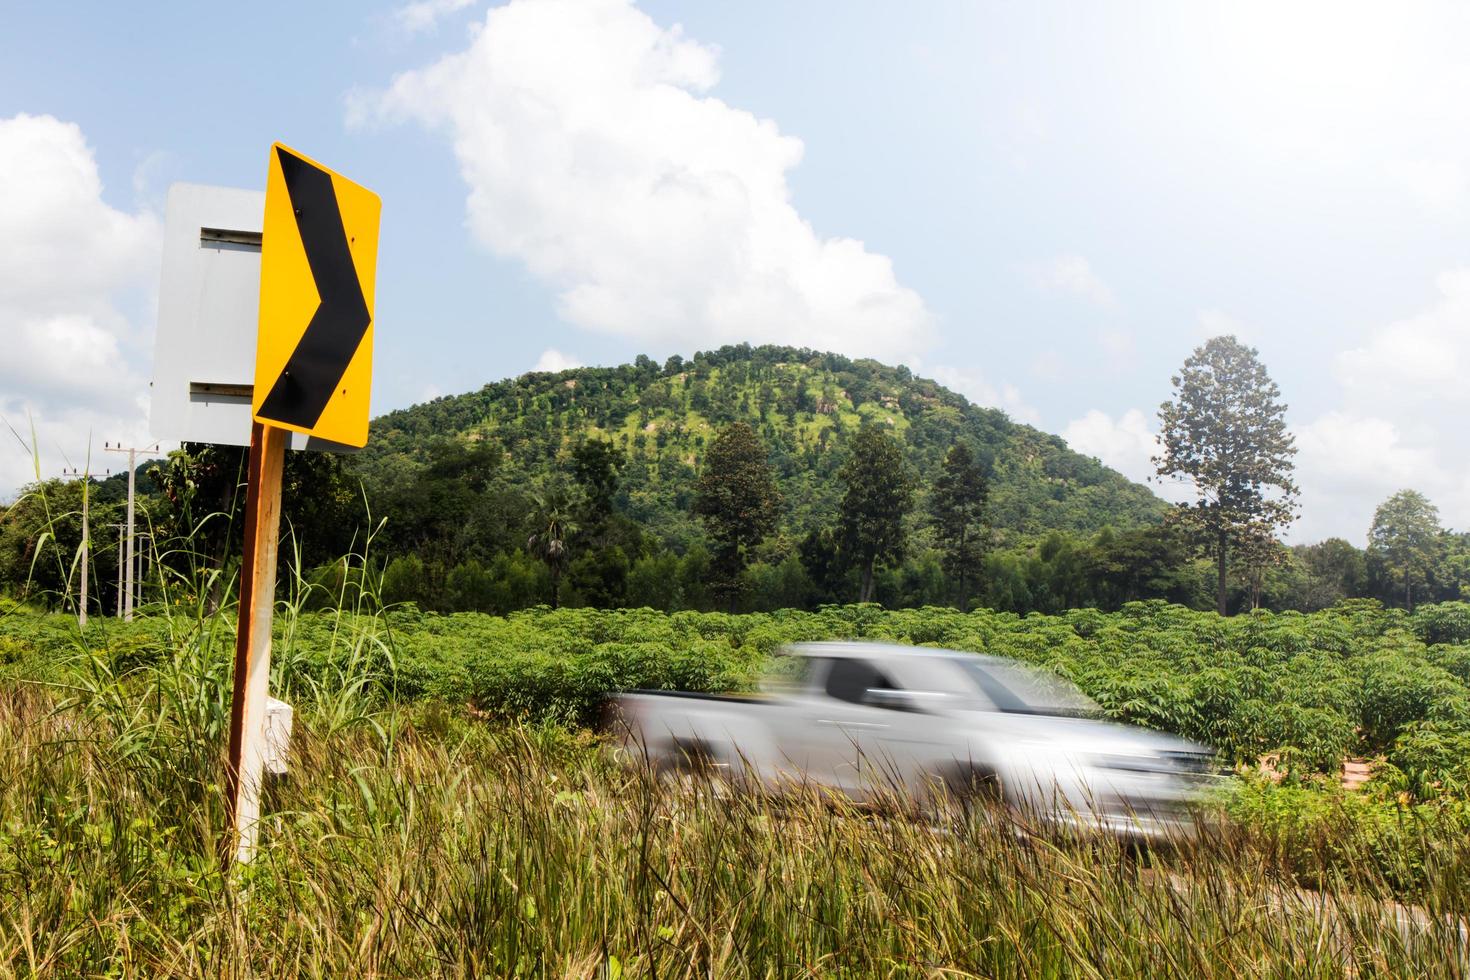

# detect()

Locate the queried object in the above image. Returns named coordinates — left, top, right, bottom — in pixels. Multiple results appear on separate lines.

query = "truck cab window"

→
left=825, top=658, right=900, bottom=705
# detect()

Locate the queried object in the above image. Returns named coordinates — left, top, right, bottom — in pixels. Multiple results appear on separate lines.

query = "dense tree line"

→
left=7, top=437, right=1463, bottom=618
left=2, top=341, right=1464, bottom=617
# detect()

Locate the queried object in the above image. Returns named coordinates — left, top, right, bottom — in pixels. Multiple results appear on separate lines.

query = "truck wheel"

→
left=939, top=764, right=1005, bottom=809
left=656, top=737, right=731, bottom=790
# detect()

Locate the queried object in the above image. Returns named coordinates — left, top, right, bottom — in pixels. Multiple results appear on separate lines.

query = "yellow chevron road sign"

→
left=252, top=143, right=380, bottom=448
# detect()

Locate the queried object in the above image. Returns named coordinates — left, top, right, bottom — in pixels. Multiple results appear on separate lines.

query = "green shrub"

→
left=1412, top=600, right=1470, bottom=645
left=9, top=600, right=1470, bottom=795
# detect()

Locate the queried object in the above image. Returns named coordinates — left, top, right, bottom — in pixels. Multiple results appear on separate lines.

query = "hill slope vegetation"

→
left=358, top=344, right=1164, bottom=548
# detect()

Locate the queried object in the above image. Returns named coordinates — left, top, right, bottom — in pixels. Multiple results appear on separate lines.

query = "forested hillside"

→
left=11, top=341, right=1470, bottom=617
left=357, top=344, right=1163, bottom=547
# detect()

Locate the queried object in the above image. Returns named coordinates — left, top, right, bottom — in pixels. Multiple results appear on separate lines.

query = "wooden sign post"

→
left=223, top=421, right=288, bottom=865
left=222, top=144, right=380, bottom=866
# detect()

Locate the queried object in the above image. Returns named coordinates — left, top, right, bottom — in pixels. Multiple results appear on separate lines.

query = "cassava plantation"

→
left=3, top=581, right=1470, bottom=975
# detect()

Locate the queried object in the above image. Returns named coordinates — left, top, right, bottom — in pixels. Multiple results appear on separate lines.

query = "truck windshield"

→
left=955, top=659, right=1101, bottom=718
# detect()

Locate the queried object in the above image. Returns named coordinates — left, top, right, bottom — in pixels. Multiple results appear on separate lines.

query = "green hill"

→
left=356, top=344, right=1164, bottom=548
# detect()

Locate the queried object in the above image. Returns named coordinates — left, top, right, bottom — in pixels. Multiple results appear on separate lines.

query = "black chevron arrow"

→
left=256, top=147, right=371, bottom=431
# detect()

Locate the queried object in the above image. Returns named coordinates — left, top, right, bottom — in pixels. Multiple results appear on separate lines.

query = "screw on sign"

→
left=225, top=143, right=380, bottom=867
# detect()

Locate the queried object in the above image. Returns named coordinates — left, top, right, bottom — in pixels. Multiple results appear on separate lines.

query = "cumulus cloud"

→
left=1336, top=268, right=1470, bottom=406
left=1067, top=261, right=1470, bottom=543
left=1291, top=411, right=1451, bottom=543
left=1, top=314, right=130, bottom=409
left=1059, top=402, right=1466, bottom=543
left=393, top=0, right=478, bottom=35
left=366, top=0, right=931, bottom=362
left=532, top=348, right=584, bottom=373
left=0, top=115, right=158, bottom=313
left=1062, top=409, right=1155, bottom=483
left=1061, top=409, right=1191, bottom=505
left=1302, top=269, right=1470, bottom=539
left=926, top=364, right=1038, bottom=426
left=1296, top=412, right=1442, bottom=494
left=1027, top=254, right=1116, bottom=308
left=0, top=114, right=160, bottom=496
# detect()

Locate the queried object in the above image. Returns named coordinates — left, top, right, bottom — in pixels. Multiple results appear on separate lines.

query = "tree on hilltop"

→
left=1154, top=335, right=1297, bottom=616
left=570, top=437, right=625, bottom=549
left=838, top=426, right=914, bottom=603
left=693, top=422, right=782, bottom=610
left=928, top=442, right=989, bottom=606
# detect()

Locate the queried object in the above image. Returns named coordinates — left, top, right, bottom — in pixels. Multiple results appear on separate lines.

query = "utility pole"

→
left=112, top=523, right=125, bottom=618
left=104, top=441, right=158, bottom=622
left=135, top=532, right=151, bottom=612
left=60, top=465, right=105, bottom=629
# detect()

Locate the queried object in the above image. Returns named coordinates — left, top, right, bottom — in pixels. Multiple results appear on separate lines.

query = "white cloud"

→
left=1062, top=407, right=1470, bottom=547
left=1205, top=2, right=1470, bottom=221
left=532, top=348, right=583, bottom=373
left=1062, top=409, right=1154, bottom=482
left=926, top=364, right=1039, bottom=425
left=1297, top=269, right=1470, bottom=539
left=1296, top=412, right=1442, bottom=493
left=1027, top=254, right=1116, bottom=309
left=1291, top=411, right=1451, bottom=543
left=1062, top=271, right=1470, bottom=542
left=1, top=400, right=156, bottom=492
left=0, top=114, right=160, bottom=498
left=1060, top=404, right=1466, bottom=543
left=1336, top=268, right=1470, bottom=406
left=1, top=313, right=131, bottom=409
left=1062, top=409, right=1191, bottom=505
left=0, top=115, right=158, bottom=313
left=367, top=0, right=931, bottom=362
left=394, top=0, right=478, bottom=35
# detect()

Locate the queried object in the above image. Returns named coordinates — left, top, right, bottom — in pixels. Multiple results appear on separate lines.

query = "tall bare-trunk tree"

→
left=1154, top=335, right=1298, bottom=616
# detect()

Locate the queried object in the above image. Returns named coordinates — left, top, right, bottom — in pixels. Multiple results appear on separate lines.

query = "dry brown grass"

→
left=1, top=681, right=1467, bottom=978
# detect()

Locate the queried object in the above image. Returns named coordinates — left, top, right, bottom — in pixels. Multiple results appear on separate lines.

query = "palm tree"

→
left=526, top=485, right=579, bottom=609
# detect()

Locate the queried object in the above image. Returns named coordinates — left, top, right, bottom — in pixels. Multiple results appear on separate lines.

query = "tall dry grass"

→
left=1, top=674, right=1467, bottom=978
left=3, top=472, right=1468, bottom=976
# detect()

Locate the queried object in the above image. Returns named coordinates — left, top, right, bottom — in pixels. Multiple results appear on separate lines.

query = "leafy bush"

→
left=1380, top=722, right=1470, bottom=800
left=1412, top=600, right=1470, bottom=645
left=9, top=600, right=1470, bottom=799
left=1217, top=776, right=1470, bottom=894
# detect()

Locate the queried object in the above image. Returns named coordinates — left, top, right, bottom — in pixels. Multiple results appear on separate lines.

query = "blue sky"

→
left=2, top=0, right=1468, bottom=542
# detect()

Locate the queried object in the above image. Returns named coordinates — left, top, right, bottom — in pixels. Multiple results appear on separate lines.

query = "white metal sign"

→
left=150, top=183, right=355, bottom=451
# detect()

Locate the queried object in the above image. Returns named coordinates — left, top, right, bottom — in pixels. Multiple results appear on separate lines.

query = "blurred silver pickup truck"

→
left=611, top=642, right=1217, bottom=837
